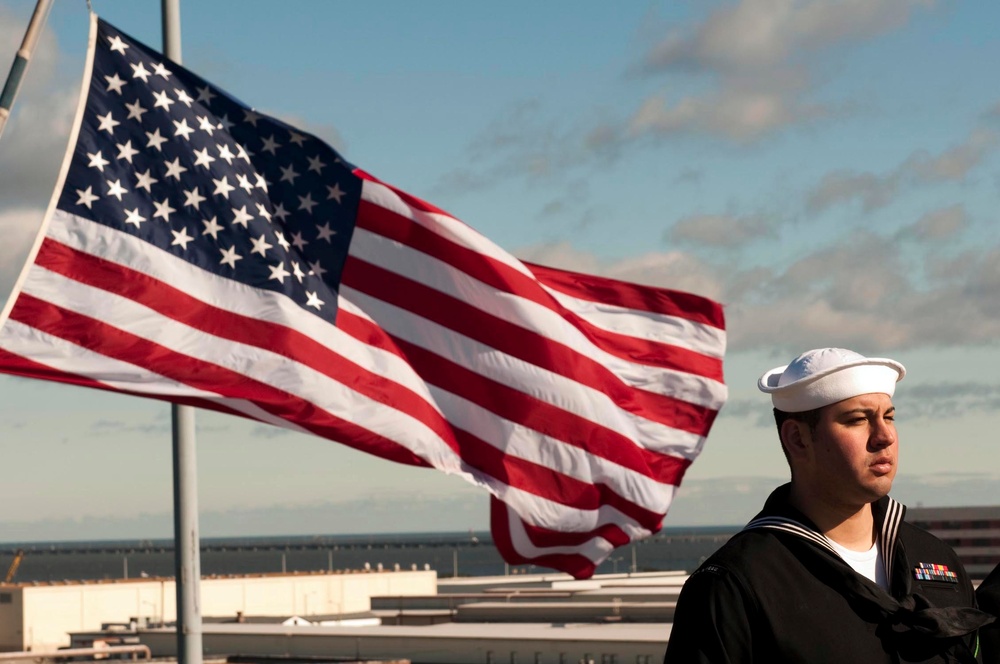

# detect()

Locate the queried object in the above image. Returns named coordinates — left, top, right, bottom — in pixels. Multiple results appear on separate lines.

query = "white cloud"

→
left=807, top=129, right=997, bottom=212
left=897, top=204, right=967, bottom=241
left=428, top=0, right=938, bottom=200
left=670, top=212, right=774, bottom=247
left=725, top=233, right=1000, bottom=351
left=643, top=0, right=931, bottom=75
left=807, top=169, right=901, bottom=213
left=0, top=87, right=76, bottom=205
left=0, top=6, right=60, bottom=87
left=629, top=87, right=826, bottom=142
left=433, top=100, right=592, bottom=198
left=518, top=230, right=1000, bottom=354
left=903, top=128, right=997, bottom=182
left=0, top=207, right=45, bottom=306
left=630, top=0, right=934, bottom=142
left=901, top=381, right=1000, bottom=419
left=0, top=7, right=78, bottom=208
left=516, top=241, right=602, bottom=274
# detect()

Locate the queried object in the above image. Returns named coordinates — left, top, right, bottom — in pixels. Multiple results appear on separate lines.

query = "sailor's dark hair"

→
left=772, top=407, right=822, bottom=434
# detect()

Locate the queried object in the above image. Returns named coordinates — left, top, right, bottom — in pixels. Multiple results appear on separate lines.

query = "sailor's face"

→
left=805, top=393, right=898, bottom=506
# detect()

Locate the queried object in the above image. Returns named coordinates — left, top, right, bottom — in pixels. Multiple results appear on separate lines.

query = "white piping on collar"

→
left=744, top=497, right=904, bottom=584
left=879, top=497, right=904, bottom=583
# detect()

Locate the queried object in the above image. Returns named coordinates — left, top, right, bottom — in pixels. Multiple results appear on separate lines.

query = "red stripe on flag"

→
left=8, top=291, right=435, bottom=468
left=355, top=168, right=455, bottom=217
left=33, top=237, right=458, bottom=451
left=490, top=498, right=605, bottom=579
left=451, top=428, right=667, bottom=530
left=395, top=334, right=692, bottom=486
left=0, top=346, right=120, bottom=393
left=354, top=198, right=721, bottom=380
left=342, top=256, right=717, bottom=437
left=527, top=261, right=726, bottom=330
left=0, top=345, right=300, bottom=425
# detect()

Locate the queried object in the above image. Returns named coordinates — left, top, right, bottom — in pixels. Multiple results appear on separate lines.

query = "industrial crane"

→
left=4, top=550, right=24, bottom=583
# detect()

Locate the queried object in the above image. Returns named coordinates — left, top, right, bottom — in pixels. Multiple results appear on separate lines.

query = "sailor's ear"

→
left=780, top=418, right=810, bottom=460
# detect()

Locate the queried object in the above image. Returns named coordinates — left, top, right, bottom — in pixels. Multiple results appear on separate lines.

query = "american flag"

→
left=0, top=16, right=727, bottom=579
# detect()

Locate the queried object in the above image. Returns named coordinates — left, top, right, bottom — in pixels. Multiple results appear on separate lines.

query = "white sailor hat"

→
left=757, top=347, right=905, bottom=413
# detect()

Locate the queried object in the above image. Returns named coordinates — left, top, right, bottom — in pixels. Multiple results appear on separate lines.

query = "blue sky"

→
left=1, top=0, right=999, bottom=541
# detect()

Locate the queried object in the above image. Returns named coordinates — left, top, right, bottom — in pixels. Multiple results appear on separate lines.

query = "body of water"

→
left=0, top=527, right=737, bottom=583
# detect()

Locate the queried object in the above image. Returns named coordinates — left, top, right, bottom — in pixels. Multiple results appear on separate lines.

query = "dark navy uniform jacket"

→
left=663, top=485, right=993, bottom=663
left=976, top=563, right=1000, bottom=662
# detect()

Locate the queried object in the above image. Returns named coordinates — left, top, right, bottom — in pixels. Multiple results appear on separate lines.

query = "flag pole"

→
left=160, top=2, right=203, bottom=664
left=0, top=0, right=54, bottom=141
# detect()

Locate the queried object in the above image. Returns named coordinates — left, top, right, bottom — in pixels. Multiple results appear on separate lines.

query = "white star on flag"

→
left=315, top=223, right=335, bottom=242
left=164, top=158, right=187, bottom=180
left=153, top=62, right=172, bottom=80
left=116, top=140, right=140, bottom=163
left=135, top=169, right=158, bottom=192
left=213, top=176, right=235, bottom=198
left=96, top=111, right=120, bottom=134
left=326, top=183, right=344, bottom=202
left=193, top=147, right=216, bottom=168
left=124, top=207, right=146, bottom=227
left=231, top=205, right=254, bottom=227
left=124, top=99, right=147, bottom=121
left=183, top=188, right=206, bottom=209
left=261, top=135, right=280, bottom=154
left=275, top=231, right=290, bottom=251
left=76, top=186, right=99, bottom=208
left=173, top=118, right=195, bottom=140
left=145, top=128, right=168, bottom=151
left=152, top=198, right=176, bottom=221
left=106, top=179, right=128, bottom=201
left=87, top=151, right=110, bottom=171
left=130, top=60, right=151, bottom=81
left=307, top=155, right=325, bottom=173
left=279, top=164, right=298, bottom=184
left=195, top=85, right=215, bottom=104
left=105, top=73, right=127, bottom=94
left=171, top=227, right=195, bottom=249
left=308, top=260, right=326, bottom=279
left=268, top=262, right=291, bottom=283
left=219, top=245, right=242, bottom=268
left=152, top=89, right=174, bottom=111
left=298, top=192, right=317, bottom=214
left=107, top=34, right=129, bottom=53
left=250, top=235, right=273, bottom=257
left=197, top=116, right=216, bottom=135
left=175, top=88, right=194, bottom=106
left=305, top=291, right=324, bottom=309
left=217, top=144, right=236, bottom=164
left=201, top=216, right=223, bottom=239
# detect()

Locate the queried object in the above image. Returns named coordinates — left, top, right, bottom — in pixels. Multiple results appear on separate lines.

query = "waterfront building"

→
left=908, top=505, right=1000, bottom=579
left=0, top=568, right=435, bottom=653
left=0, top=569, right=681, bottom=664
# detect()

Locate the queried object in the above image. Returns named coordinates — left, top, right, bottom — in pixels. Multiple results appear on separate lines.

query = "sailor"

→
left=976, top=563, right=1000, bottom=660
left=663, top=348, right=993, bottom=663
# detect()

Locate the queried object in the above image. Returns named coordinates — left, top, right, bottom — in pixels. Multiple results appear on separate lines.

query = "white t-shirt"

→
left=830, top=539, right=889, bottom=591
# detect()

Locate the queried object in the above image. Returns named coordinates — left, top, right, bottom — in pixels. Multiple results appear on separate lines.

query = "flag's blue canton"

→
left=58, top=19, right=361, bottom=322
